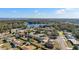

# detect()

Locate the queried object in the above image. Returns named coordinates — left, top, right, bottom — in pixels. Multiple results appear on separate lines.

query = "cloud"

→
left=54, top=8, right=79, bottom=18
left=56, top=8, right=75, bottom=15
left=56, top=9, right=65, bottom=14
left=65, top=8, right=75, bottom=11
left=38, top=13, right=41, bottom=15
left=12, top=10, right=17, bottom=13
left=34, top=10, right=41, bottom=17
left=34, top=10, right=39, bottom=13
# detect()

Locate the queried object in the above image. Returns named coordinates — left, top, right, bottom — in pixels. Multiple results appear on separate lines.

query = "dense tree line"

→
left=0, top=20, right=26, bottom=33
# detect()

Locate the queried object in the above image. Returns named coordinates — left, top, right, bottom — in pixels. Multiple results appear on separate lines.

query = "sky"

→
left=0, top=8, right=79, bottom=18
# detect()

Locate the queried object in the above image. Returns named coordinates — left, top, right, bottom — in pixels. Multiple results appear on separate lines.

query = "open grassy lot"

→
left=0, top=43, right=11, bottom=50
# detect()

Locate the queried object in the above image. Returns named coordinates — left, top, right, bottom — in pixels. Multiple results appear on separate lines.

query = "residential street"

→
left=56, top=31, right=68, bottom=50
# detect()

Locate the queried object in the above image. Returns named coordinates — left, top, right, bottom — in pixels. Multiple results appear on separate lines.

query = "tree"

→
left=44, top=42, right=54, bottom=49
left=72, top=31, right=79, bottom=39
left=73, top=45, right=78, bottom=50
left=51, top=29, right=59, bottom=36
left=2, top=40, right=7, bottom=43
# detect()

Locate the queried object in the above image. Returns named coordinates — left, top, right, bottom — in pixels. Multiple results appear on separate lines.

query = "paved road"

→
left=56, top=36, right=67, bottom=50
left=56, top=31, right=68, bottom=50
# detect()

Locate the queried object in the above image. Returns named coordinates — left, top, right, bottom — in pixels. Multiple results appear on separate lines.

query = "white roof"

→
left=69, top=39, right=78, bottom=44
